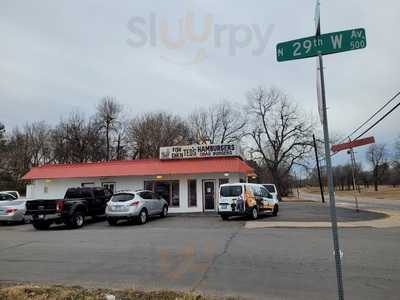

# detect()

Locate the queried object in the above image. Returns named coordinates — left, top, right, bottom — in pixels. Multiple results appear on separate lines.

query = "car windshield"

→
left=220, top=186, right=242, bottom=197
left=111, top=193, right=135, bottom=202
left=263, top=185, right=276, bottom=193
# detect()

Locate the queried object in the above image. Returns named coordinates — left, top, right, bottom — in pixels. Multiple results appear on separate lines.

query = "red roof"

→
left=22, top=157, right=254, bottom=180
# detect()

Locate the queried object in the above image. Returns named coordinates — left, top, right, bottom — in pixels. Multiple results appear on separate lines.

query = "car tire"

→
left=250, top=206, right=259, bottom=220
left=221, top=215, right=230, bottom=221
left=272, top=204, right=279, bottom=217
left=67, top=211, right=85, bottom=229
left=32, top=221, right=51, bottom=230
left=160, top=206, right=168, bottom=218
left=107, top=218, right=118, bottom=226
left=137, top=209, right=148, bottom=225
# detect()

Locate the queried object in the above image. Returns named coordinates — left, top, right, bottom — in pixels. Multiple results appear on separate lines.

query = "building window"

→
left=144, top=180, right=180, bottom=207
left=144, top=181, right=154, bottom=191
left=219, top=178, right=229, bottom=186
left=188, top=180, right=197, bottom=207
left=102, top=182, right=116, bottom=193
left=44, top=186, right=48, bottom=193
left=81, top=182, right=95, bottom=187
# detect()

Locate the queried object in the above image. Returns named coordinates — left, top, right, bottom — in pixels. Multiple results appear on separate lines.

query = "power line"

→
left=353, top=99, right=400, bottom=141
left=338, top=91, right=400, bottom=143
left=315, top=91, right=400, bottom=163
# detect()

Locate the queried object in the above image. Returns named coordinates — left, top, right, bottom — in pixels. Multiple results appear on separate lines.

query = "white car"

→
left=262, top=184, right=281, bottom=201
left=106, top=190, right=168, bottom=225
left=0, top=199, right=29, bottom=224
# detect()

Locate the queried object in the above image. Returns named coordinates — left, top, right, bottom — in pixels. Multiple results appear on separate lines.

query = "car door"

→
left=260, top=187, right=274, bottom=210
left=151, top=192, right=163, bottom=214
left=93, top=190, right=106, bottom=214
left=140, top=192, right=154, bottom=214
left=252, top=185, right=264, bottom=212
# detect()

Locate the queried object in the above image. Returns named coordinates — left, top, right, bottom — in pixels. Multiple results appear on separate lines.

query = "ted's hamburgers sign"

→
left=160, top=144, right=240, bottom=160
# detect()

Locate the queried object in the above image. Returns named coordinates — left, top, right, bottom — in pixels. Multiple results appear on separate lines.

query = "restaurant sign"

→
left=159, top=144, right=240, bottom=160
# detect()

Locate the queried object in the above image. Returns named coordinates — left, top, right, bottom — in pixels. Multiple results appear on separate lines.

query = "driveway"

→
left=0, top=202, right=399, bottom=300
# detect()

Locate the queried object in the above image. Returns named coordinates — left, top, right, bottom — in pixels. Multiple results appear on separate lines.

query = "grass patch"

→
left=0, top=284, right=241, bottom=300
left=304, top=186, right=400, bottom=200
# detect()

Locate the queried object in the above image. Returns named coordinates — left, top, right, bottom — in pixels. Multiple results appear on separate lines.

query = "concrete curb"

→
left=245, top=209, right=400, bottom=229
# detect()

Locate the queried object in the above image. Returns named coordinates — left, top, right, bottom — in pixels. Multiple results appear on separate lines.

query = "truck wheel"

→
left=68, top=211, right=85, bottom=229
left=137, top=209, right=148, bottom=225
left=160, top=206, right=168, bottom=218
left=107, top=218, right=118, bottom=226
left=272, top=205, right=279, bottom=217
left=250, top=206, right=259, bottom=220
left=32, top=221, right=51, bottom=230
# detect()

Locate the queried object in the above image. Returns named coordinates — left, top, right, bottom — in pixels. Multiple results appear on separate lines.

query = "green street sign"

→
left=276, top=28, right=366, bottom=62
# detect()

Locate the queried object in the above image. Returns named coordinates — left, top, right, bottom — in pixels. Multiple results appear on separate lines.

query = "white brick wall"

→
left=26, top=173, right=247, bottom=213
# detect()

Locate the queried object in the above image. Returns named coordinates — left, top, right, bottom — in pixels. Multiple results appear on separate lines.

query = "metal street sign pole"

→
left=318, top=52, right=345, bottom=300
left=313, top=134, right=325, bottom=203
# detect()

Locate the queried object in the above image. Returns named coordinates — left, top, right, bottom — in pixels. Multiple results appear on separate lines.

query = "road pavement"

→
left=0, top=202, right=399, bottom=300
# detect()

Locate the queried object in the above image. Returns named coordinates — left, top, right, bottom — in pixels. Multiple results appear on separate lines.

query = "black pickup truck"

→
left=26, top=187, right=112, bottom=230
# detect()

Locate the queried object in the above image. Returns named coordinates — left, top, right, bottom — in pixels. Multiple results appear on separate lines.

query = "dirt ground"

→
left=304, top=185, right=400, bottom=200
left=0, top=284, right=240, bottom=300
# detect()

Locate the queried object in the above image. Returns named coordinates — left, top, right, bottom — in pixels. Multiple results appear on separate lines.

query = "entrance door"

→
left=203, top=180, right=216, bottom=211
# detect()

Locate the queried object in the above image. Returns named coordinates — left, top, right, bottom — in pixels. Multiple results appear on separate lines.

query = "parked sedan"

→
left=106, top=190, right=168, bottom=225
left=0, top=199, right=29, bottom=224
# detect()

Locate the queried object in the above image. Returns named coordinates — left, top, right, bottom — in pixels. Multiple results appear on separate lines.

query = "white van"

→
left=261, top=184, right=281, bottom=202
left=218, top=183, right=279, bottom=220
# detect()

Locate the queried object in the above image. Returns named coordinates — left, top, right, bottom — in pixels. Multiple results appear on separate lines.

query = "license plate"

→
left=112, top=206, right=125, bottom=211
left=220, top=204, right=227, bottom=209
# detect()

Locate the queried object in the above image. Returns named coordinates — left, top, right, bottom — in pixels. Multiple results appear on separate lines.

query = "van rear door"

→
left=219, top=185, right=243, bottom=212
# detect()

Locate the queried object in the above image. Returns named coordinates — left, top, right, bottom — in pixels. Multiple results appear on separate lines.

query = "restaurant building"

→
left=23, top=144, right=254, bottom=213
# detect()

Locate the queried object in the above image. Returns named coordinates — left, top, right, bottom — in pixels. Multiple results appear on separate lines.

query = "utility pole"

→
left=313, top=134, right=325, bottom=203
left=348, top=138, right=360, bottom=212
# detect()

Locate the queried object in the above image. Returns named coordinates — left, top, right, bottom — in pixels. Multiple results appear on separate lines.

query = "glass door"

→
left=203, top=180, right=216, bottom=211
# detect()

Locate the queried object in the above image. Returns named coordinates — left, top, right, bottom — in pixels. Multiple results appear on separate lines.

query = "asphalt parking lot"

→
left=0, top=202, right=399, bottom=300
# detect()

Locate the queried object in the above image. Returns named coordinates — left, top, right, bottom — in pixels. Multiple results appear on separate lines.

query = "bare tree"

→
left=23, top=122, right=52, bottom=166
left=246, top=87, right=314, bottom=196
left=189, top=101, right=246, bottom=144
left=96, top=97, right=123, bottom=161
left=113, top=118, right=129, bottom=160
left=128, top=112, right=192, bottom=159
left=366, top=143, right=387, bottom=191
left=394, top=136, right=400, bottom=163
left=51, top=112, right=106, bottom=163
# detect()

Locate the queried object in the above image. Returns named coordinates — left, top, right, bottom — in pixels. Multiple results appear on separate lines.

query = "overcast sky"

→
left=1, top=0, right=399, bottom=166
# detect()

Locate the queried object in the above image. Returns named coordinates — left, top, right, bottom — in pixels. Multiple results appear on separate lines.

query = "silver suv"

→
left=106, top=190, right=168, bottom=225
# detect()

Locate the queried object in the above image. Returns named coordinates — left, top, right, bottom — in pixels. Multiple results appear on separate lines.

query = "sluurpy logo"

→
left=127, top=13, right=274, bottom=65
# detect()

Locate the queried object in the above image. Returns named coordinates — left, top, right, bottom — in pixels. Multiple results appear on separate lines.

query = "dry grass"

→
left=304, top=186, right=400, bottom=200
left=0, top=284, right=241, bottom=300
